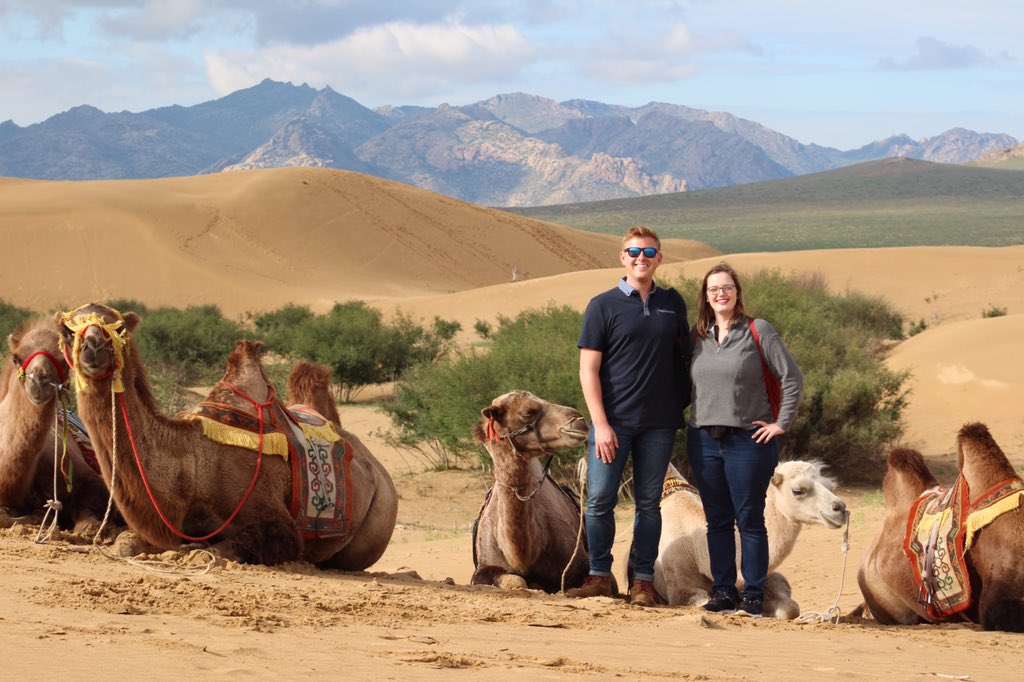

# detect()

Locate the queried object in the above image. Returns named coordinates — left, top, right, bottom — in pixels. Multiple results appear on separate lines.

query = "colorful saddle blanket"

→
left=55, top=409, right=101, bottom=476
left=181, top=399, right=355, bottom=542
left=662, top=472, right=699, bottom=500
left=904, top=474, right=1024, bottom=620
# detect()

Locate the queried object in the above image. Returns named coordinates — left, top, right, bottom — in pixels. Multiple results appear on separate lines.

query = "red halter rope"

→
left=19, top=349, right=76, bottom=488
left=117, top=381, right=275, bottom=543
left=19, top=350, right=68, bottom=386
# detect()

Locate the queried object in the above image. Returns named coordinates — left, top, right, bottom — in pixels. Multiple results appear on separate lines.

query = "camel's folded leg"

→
left=471, top=564, right=527, bottom=590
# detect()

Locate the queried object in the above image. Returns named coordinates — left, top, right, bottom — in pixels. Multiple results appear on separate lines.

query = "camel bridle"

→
left=17, top=350, right=68, bottom=390
left=487, top=405, right=584, bottom=502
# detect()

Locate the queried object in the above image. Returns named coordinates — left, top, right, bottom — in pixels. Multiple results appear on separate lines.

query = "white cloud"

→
left=205, top=20, right=536, bottom=102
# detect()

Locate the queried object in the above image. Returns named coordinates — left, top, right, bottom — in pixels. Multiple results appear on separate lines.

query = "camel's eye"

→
left=791, top=487, right=806, bottom=497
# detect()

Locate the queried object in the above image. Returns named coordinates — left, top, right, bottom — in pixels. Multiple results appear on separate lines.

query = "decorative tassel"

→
left=965, top=490, right=1024, bottom=550
left=192, top=417, right=291, bottom=459
left=486, top=416, right=500, bottom=443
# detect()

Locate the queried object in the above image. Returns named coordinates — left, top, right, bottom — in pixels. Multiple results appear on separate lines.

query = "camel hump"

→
left=287, top=361, right=341, bottom=430
left=957, top=420, right=1014, bottom=481
left=886, top=447, right=938, bottom=487
left=957, top=422, right=1005, bottom=464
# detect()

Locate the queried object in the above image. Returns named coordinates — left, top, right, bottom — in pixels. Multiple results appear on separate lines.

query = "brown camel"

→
left=57, top=303, right=397, bottom=569
left=653, top=461, right=848, bottom=618
left=469, top=390, right=592, bottom=593
left=0, top=318, right=110, bottom=531
left=858, top=423, right=1024, bottom=632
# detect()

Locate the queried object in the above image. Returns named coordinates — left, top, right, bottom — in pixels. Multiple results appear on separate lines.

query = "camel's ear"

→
left=770, top=471, right=784, bottom=487
left=481, top=404, right=504, bottom=422
left=7, top=333, right=17, bottom=354
left=54, top=312, right=75, bottom=346
left=123, top=311, right=142, bottom=333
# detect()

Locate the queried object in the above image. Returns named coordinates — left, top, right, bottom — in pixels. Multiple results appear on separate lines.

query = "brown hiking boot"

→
left=629, top=579, right=658, bottom=607
left=566, top=575, right=613, bottom=598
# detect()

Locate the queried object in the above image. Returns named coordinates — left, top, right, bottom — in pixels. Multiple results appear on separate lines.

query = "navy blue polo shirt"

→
left=578, top=278, right=688, bottom=429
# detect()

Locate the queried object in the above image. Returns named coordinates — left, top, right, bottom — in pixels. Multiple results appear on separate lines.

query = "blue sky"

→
left=1, top=1, right=1022, bottom=149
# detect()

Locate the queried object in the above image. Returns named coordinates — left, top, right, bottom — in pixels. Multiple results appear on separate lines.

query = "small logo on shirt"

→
left=655, top=309, right=676, bottom=315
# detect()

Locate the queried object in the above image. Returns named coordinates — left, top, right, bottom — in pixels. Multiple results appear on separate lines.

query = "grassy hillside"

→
left=509, top=158, right=1024, bottom=253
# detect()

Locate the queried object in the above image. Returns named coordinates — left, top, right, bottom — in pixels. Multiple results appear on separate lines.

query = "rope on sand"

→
left=34, top=401, right=69, bottom=545
left=561, top=457, right=589, bottom=594
left=795, top=513, right=851, bottom=625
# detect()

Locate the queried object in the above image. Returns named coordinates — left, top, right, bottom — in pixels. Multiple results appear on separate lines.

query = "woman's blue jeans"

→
left=686, top=425, right=779, bottom=599
left=584, top=425, right=677, bottom=582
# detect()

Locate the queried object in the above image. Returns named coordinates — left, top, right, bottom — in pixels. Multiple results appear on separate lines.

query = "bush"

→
left=252, top=301, right=460, bottom=402
left=387, top=273, right=908, bottom=484
left=132, top=305, right=246, bottom=385
left=381, top=304, right=586, bottom=470
left=982, top=304, right=1007, bottom=318
left=0, top=300, right=34, bottom=342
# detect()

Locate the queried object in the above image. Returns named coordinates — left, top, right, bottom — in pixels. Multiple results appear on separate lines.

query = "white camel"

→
left=653, top=460, right=848, bottom=619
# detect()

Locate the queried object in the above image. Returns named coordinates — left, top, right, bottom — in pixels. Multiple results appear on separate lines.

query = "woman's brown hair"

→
left=695, top=261, right=747, bottom=337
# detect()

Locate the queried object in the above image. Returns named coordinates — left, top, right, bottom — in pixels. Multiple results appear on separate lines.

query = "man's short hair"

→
left=622, top=224, right=661, bottom=248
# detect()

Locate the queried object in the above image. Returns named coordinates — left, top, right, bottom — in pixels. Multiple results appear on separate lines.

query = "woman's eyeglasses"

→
left=707, top=285, right=736, bottom=295
left=623, top=246, right=659, bottom=258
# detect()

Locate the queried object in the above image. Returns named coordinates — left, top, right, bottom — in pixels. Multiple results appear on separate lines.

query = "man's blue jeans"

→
left=686, top=425, right=779, bottom=599
left=584, top=425, right=677, bottom=582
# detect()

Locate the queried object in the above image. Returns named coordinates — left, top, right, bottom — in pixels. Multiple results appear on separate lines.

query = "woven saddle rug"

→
left=59, top=410, right=101, bottom=476
left=180, top=400, right=355, bottom=542
left=662, top=471, right=699, bottom=500
left=903, top=474, right=1024, bottom=620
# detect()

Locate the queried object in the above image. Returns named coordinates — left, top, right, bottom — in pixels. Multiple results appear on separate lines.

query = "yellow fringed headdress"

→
left=58, top=304, right=129, bottom=393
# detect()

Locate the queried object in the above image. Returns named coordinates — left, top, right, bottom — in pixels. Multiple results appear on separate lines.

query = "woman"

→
left=687, top=262, right=803, bottom=617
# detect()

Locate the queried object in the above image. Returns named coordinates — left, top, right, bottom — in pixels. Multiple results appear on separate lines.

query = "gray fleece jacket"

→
left=689, top=316, right=803, bottom=432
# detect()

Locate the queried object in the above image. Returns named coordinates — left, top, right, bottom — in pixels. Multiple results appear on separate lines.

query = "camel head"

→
left=472, top=390, right=588, bottom=458
left=7, top=320, right=70, bottom=406
left=956, top=422, right=1016, bottom=494
left=769, top=460, right=848, bottom=529
left=882, top=447, right=938, bottom=509
left=56, top=303, right=140, bottom=393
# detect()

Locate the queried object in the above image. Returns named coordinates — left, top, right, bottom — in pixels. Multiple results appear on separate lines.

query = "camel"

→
left=469, top=390, right=592, bottom=593
left=1, top=318, right=110, bottom=532
left=652, top=460, right=848, bottom=618
left=56, top=303, right=397, bottom=568
left=857, top=423, right=1024, bottom=632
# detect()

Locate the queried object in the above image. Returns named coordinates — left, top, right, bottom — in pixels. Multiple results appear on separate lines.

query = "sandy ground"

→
left=2, top=169, right=1024, bottom=680
left=3, top=405, right=1022, bottom=681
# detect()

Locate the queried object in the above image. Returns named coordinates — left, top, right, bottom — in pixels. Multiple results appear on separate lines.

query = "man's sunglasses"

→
left=623, top=247, right=659, bottom=258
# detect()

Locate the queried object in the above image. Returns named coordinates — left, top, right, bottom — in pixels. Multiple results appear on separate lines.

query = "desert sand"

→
left=2, top=169, right=1023, bottom=680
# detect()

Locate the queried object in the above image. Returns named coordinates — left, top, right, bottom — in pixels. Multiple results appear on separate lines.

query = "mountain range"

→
left=0, top=78, right=1018, bottom=207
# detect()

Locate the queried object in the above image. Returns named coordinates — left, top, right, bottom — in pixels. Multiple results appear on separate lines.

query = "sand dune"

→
left=0, top=167, right=716, bottom=315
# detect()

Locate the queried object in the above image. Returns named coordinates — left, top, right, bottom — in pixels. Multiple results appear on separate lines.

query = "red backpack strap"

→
left=748, top=319, right=781, bottom=420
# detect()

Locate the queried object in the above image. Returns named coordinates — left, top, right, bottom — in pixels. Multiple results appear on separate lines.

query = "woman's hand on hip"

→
left=752, top=420, right=784, bottom=443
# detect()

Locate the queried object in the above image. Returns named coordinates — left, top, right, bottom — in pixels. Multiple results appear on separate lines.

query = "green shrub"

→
left=252, top=301, right=460, bottom=402
left=386, top=273, right=908, bottom=484
left=0, top=300, right=34, bottom=342
left=908, top=318, right=928, bottom=336
left=982, top=304, right=1007, bottom=318
left=132, top=304, right=246, bottom=385
left=381, top=304, right=586, bottom=470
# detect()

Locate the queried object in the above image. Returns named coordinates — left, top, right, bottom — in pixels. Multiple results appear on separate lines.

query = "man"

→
left=570, top=225, right=689, bottom=606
